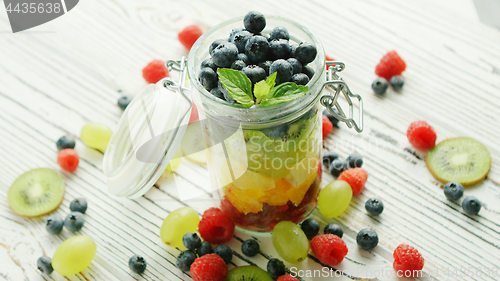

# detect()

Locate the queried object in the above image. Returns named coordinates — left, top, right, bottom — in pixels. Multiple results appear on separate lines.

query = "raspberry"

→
left=178, top=25, right=203, bottom=50
left=393, top=244, right=424, bottom=277
left=375, top=51, right=406, bottom=80
left=57, top=149, right=79, bottom=172
left=189, top=102, right=199, bottom=124
left=325, top=55, right=335, bottom=70
left=337, top=168, right=368, bottom=195
left=322, top=115, right=333, bottom=140
left=310, top=234, right=348, bottom=266
left=277, top=274, right=300, bottom=281
left=190, top=254, right=228, bottom=281
left=198, top=208, right=235, bottom=244
left=406, top=121, right=436, bottom=150
left=142, top=60, right=169, bottom=84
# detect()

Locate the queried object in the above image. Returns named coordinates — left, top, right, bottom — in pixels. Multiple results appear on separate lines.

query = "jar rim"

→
left=187, top=15, right=325, bottom=125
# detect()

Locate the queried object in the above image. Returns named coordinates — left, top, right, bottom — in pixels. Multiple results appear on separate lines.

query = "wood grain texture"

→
left=0, top=0, right=499, bottom=280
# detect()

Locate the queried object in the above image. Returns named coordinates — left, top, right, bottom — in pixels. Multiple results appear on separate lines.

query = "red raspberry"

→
left=406, top=121, right=436, bottom=150
left=375, top=51, right=406, bottom=80
left=310, top=234, right=348, bottom=266
left=57, top=149, right=79, bottom=172
left=190, top=254, right=228, bottom=281
left=178, top=25, right=203, bottom=50
left=322, top=115, right=333, bottom=140
left=393, top=244, right=424, bottom=277
left=199, top=208, right=235, bottom=244
left=277, top=274, right=300, bottom=281
left=337, top=168, right=368, bottom=195
left=325, top=55, right=335, bottom=70
left=189, top=102, right=199, bottom=124
left=142, top=60, right=169, bottom=84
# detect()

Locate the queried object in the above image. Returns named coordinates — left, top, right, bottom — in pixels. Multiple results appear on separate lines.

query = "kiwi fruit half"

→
left=426, top=137, right=491, bottom=186
left=7, top=168, right=65, bottom=217
left=225, top=265, right=273, bottom=281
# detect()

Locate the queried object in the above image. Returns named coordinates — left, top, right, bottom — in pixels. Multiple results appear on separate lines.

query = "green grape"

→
left=52, top=235, right=96, bottom=276
left=272, top=221, right=309, bottom=263
left=80, top=122, right=112, bottom=152
left=318, top=180, right=353, bottom=218
left=160, top=207, right=199, bottom=250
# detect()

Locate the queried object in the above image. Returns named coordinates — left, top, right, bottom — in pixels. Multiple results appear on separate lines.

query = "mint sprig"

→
left=217, top=69, right=308, bottom=107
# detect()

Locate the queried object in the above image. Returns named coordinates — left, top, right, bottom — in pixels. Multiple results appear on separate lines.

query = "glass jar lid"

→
left=103, top=59, right=192, bottom=198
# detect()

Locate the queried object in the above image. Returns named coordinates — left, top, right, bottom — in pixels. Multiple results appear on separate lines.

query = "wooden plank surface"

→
left=0, top=0, right=499, bottom=280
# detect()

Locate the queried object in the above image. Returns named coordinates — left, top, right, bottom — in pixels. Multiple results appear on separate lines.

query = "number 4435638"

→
left=5, top=3, right=61, bottom=14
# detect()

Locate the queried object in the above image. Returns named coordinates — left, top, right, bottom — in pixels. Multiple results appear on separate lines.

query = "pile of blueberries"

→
left=199, top=11, right=318, bottom=102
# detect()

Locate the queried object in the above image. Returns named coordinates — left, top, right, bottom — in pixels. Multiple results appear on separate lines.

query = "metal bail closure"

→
left=321, top=62, right=364, bottom=133
left=103, top=57, right=192, bottom=198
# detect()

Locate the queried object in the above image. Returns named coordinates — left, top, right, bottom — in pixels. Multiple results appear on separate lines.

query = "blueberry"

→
left=329, top=158, right=347, bottom=177
left=443, top=182, right=464, bottom=201
left=268, top=39, right=291, bottom=60
left=324, top=223, right=343, bottom=238
left=223, top=89, right=235, bottom=103
left=117, top=96, right=132, bottom=110
left=287, top=58, right=302, bottom=75
left=213, top=244, right=232, bottom=264
left=46, top=215, right=63, bottom=235
left=56, top=135, right=76, bottom=151
left=230, top=30, right=253, bottom=53
left=289, top=44, right=299, bottom=56
left=269, top=26, right=290, bottom=41
left=64, top=212, right=84, bottom=232
left=231, top=60, right=246, bottom=70
left=228, top=28, right=245, bottom=41
left=300, top=218, right=320, bottom=240
left=356, top=228, right=378, bottom=250
left=241, top=239, right=260, bottom=257
left=176, top=250, right=196, bottom=271
left=197, top=241, right=213, bottom=257
left=322, top=152, right=339, bottom=168
left=302, top=65, right=315, bottom=79
left=245, top=35, right=269, bottom=63
left=198, top=67, right=218, bottom=91
left=242, top=65, right=266, bottom=84
left=37, top=256, right=53, bottom=274
left=267, top=258, right=286, bottom=279
left=323, top=109, right=339, bottom=127
left=211, top=42, right=238, bottom=67
left=129, top=254, right=147, bottom=274
left=294, top=42, right=317, bottom=64
left=372, top=77, right=388, bottom=95
left=462, top=196, right=481, bottom=216
left=243, top=11, right=266, bottom=33
left=258, top=61, right=272, bottom=75
left=182, top=232, right=201, bottom=250
left=291, top=73, right=309, bottom=85
left=70, top=198, right=88, bottom=214
left=210, top=84, right=225, bottom=100
left=365, top=198, right=384, bottom=216
left=209, top=39, right=227, bottom=55
left=261, top=123, right=290, bottom=139
left=201, top=58, right=217, bottom=72
left=346, top=153, right=363, bottom=168
left=237, top=53, right=249, bottom=64
left=270, top=59, right=293, bottom=84
left=390, top=75, right=404, bottom=91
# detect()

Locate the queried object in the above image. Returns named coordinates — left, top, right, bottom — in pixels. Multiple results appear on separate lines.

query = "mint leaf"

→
left=217, top=68, right=254, bottom=107
left=266, top=72, right=277, bottom=89
left=260, top=82, right=308, bottom=106
left=254, top=80, right=270, bottom=103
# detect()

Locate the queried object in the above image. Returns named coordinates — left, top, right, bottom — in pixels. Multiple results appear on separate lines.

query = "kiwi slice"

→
left=426, top=137, right=491, bottom=186
left=7, top=168, right=65, bottom=217
left=225, top=266, right=273, bottom=281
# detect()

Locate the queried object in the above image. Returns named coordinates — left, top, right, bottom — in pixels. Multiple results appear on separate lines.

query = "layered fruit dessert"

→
left=194, top=11, right=324, bottom=231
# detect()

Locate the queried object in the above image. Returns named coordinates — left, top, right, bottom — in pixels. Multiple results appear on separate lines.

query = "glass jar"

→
left=103, top=15, right=363, bottom=232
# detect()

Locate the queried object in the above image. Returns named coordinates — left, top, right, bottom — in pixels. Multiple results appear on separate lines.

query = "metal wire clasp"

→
left=320, top=61, right=363, bottom=133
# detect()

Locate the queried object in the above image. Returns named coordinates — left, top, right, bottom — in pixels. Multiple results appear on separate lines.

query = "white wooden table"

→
left=1, top=0, right=500, bottom=280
